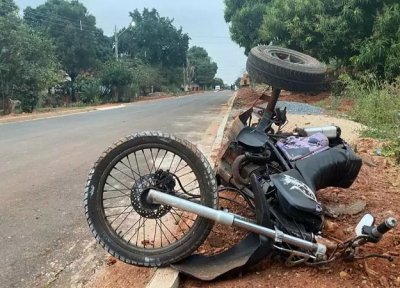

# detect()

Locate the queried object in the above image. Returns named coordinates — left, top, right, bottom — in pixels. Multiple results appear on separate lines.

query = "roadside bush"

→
left=98, top=60, right=135, bottom=102
left=79, top=78, right=102, bottom=104
left=13, top=84, right=38, bottom=113
left=341, top=75, right=400, bottom=139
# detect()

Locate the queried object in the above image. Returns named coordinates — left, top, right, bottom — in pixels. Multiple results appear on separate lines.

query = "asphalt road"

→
left=0, top=91, right=233, bottom=288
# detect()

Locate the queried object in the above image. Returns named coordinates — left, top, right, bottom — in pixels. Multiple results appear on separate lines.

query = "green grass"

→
left=345, top=82, right=400, bottom=140
left=338, top=75, right=400, bottom=162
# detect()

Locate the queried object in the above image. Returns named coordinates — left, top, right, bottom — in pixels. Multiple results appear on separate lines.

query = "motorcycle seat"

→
left=294, top=147, right=362, bottom=192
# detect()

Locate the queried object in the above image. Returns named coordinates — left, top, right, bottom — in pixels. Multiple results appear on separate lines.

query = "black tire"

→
left=84, top=131, right=217, bottom=267
left=246, top=45, right=327, bottom=92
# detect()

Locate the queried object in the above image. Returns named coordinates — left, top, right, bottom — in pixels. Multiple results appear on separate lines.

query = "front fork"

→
left=147, top=188, right=397, bottom=264
left=147, top=188, right=327, bottom=261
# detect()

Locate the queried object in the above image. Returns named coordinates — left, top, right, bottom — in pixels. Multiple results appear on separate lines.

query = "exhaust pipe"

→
left=147, top=189, right=326, bottom=258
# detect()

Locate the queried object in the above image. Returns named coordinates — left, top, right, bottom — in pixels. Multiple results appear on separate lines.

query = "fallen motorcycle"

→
left=84, top=46, right=397, bottom=280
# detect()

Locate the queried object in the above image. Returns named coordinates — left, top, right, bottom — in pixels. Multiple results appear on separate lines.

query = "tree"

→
left=24, top=0, right=112, bottom=96
left=224, top=0, right=270, bottom=54
left=0, top=0, right=60, bottom=112
left=0, top=0, right=18, bottom=17
left=98, top=60, right=135, bottom=102
left=352, top=3, right=400, bottom=80
left=234, top=77, right=241, bottom=87
left=225, top=0, right=400, bottom=80
left=119, top=8, right=189, bottom=68
left=187, top=46, right=218, bottom=88
left=212, top=77, right=224, bottom=87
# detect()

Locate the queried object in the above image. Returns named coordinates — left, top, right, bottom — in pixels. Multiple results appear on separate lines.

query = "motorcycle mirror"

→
left=355, top=214, right=375, bottom=236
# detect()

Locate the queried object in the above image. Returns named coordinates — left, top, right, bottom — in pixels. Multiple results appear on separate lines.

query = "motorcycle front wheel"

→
left=84, top=131, right=217, bottom=266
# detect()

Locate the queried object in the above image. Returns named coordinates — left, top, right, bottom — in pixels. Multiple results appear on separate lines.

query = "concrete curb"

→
left=210, top=91, right=238, bottom=161
left=145, top=91, right=238, bottom=288
left=145, top=267, right=180, bottom=288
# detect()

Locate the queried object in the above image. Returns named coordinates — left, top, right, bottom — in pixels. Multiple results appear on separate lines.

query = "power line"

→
left=24, top=13, right=101, bottom=34
left=3, top=1, right=99, bottom=27
left=2, top=2, right=102, bottom=34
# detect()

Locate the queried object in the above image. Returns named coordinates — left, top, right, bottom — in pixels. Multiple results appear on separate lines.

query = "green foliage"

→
left=75, top=75, right=104, bottom=104
left=0, top=2, right=219, bottom=112
left=224, top=0, right=270, bottom=54
left=0, top=1, right=61, bottom=112
left=119, top=8, right=189, bottom=68
left=340, top=76, right=400, bottom=139
left=24, top=0, right=112, bottom=80
left=135, top=63, right=162, bottom=94
left=382, top=138, right=400, bottom=164
left=98, top=60, right=135, bottom=102
left=234, top=77, right=241, bottom=87
left=0, top=0, right=18, bottom=17
left=212, top=77, right=224, bottom=87
left=352, top=4, right=400, bottom=80
left=188, top=46, right=218, bottom=87
left=224, top=0, right=400, bottom=81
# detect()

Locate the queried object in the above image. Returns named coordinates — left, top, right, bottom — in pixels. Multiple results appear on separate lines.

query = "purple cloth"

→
left=276, top=133, right=329, bottom=161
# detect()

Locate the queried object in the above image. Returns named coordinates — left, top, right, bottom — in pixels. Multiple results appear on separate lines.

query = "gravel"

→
left=276, top=101, right=324, bottom=115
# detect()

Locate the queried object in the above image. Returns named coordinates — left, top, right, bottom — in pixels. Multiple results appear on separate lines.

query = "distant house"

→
left=191, top=83, right=201, bottom=92
left=240, top=73, right=251, bottom=87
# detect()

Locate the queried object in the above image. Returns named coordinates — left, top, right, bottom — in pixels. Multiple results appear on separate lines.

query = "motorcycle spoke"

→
left=112, top=207, right=133, bottom=228
left=104, top=182, right=130, bottom=196
left=159, top=219, right=179, bottom=241
left=103, top=187, right=131, bottom=193
left=135, top=217, right=142, bottom=246
left=185, top=186, right=200, bottom=193
left=153, top=220, right=157, bottom=247
left=157, top=219, right=172, bottom=245
left=176, top=170, right=194, bottom=179
left=124, top=156, right=137, bottom=181
left=170, top=208, right=194, bottom=229
left=169, top=210, right=196, bottom=222
left=141, top=150, right=152, bottom=174
left=104, top=204, right=131, bottom=209
left=118, top=160, right=152, bottom=186
left=112, top=165, right=136, bottom=182
left=149, top=148, right=160, bottom=173
left=127, top=217, right=148, bottom=243
left=157, top=150, right=169, bottom=171
left=172, top=158, right=184, bottom=174
left=181, top=178, right=197, bottom=189
left=106, top=209, right=133, bottom=218
left=168, top=213, right=187, bottom=235
left=103, top=194, right=129, bottom=201
left=107, top=174, right=132, bottom=192
left=120, top=216, right=142, bottom=238
left=143, top=218, right=146, bottom=247
left=174, top=162, right=189, bottom=175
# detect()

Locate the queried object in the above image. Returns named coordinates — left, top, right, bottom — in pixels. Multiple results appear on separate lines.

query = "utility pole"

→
left=114, top=25, right=119, bottom=60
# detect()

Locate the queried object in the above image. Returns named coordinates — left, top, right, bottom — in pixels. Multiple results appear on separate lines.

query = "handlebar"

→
left=360, top=217, right=397, bottom=243
left=371, top=217, right=397, bottom=238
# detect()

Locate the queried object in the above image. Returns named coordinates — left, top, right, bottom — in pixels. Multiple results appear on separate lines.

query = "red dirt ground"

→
left=182, top=88, right=400, bottom=288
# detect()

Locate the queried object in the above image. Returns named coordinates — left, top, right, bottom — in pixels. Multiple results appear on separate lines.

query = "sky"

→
left=15, top=0, right=247, bottom=84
